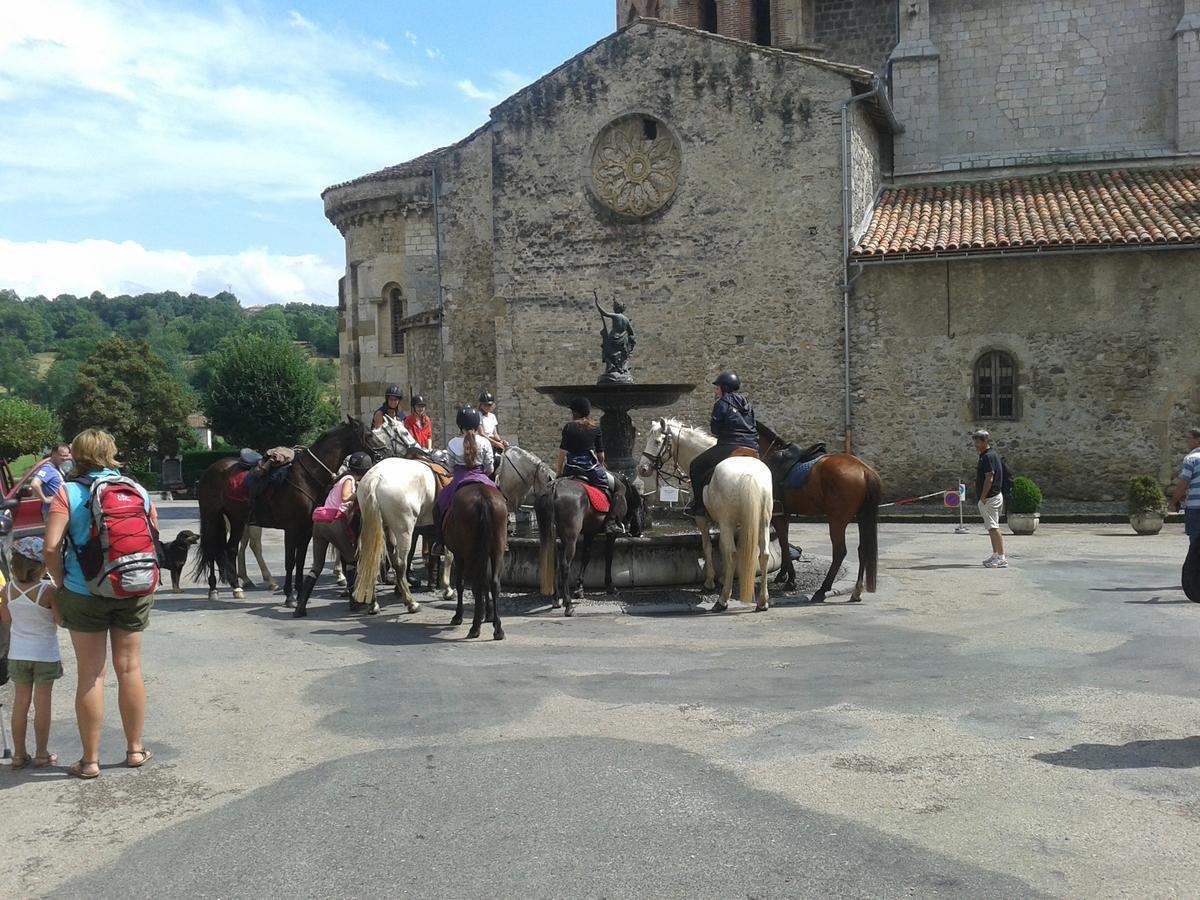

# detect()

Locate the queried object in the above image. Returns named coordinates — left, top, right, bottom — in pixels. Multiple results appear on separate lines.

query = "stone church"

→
left=324, top=1, right=1200, bottom=501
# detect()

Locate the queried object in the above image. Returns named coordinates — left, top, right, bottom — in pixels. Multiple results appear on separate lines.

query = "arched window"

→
left=752, top=0, right=772, bottom=45
left=625, top=2, right=638, bottom=24
left=699, top=0, right=718, bottom=33
left=389, top=287, right=406, bottom=354
left=974, top=351, right=1016, bottom=419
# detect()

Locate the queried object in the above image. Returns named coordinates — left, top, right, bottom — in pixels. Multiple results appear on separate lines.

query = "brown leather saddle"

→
left=766, top=441, right=828, bottom=501
left=414, top=458, right=453, bottom=494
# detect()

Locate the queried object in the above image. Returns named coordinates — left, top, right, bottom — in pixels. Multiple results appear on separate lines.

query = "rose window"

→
left=590, top=115, right=682, bottom=218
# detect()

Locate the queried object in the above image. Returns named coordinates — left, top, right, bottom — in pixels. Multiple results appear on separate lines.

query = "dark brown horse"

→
left=193, top=417, right=381, bottom=605
left=757, top=423, right=881, bottom=603
left=444, top=482, right=509, bottom=640
left=536, top=475, right=646, bottom=616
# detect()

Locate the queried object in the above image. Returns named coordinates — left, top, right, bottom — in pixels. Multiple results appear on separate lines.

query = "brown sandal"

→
left=68, top=759, right=100, bottom=779
left=10, top=755, right=31, bottom=770
left=125, top=748, right=153, bottom=768
left=33, top=753, right=58, bottom=768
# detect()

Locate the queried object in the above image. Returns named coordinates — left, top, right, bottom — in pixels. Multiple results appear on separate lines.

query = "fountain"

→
left=501, top=298, right=782, bottom=590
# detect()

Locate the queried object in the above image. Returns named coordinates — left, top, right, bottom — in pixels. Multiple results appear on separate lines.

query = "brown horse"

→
left=757, top=422, right=881, bottom=603
left=444, top=482, right=509, bottom=640
left=535, top=475, right=646, bottom=616
left=193, top=417, right=382, bottom=605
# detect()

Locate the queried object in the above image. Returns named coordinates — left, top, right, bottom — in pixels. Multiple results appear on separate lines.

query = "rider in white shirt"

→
left=477, top=391, right=508, bottom=465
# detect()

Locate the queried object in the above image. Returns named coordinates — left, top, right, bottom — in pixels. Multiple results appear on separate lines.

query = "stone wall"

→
left=488, top=25, right=865, bottom=464
left=851, top=251, right=1200, bottom=500
left=813, top=0, right=896, bottom=69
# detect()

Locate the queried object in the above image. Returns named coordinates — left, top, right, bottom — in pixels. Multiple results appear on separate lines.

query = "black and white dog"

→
left=157, top=530, right=200, bottom=592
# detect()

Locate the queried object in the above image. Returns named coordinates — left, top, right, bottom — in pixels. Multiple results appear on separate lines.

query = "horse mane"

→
left=755, top=420, right=787, bottom=446
left=661, top=417, right=707, bottom=440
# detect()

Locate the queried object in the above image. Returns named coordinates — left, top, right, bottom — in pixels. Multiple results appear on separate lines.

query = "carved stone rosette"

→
left=590, top=115, right=681, bottom=218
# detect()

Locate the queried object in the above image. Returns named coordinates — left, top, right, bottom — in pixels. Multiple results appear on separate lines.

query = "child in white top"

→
left=0, top=536, right=62, bottom=769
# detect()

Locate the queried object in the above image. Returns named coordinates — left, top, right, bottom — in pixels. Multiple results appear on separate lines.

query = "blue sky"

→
left=0, top=0, right=614, bottom=304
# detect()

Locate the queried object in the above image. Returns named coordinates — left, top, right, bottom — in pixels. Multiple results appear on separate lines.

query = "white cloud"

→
left=456, top=70, right=532, bottom=104
left=426, top=47, right=443, bottom=61
left=0, top=239, right=341, bottom=307
left=0, top=1, right=473, bottom=209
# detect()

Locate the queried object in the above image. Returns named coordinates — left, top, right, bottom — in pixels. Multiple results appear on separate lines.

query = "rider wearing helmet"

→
left=404, top=394, right=433, bottom=450
left=477, top=391, right=509, bottom=463
left=372, top=385, right=404, bottom=430
left=685, top=372, right=759, bottom=517
left=294, top=451, right=374, bottom=617
left=432, top=406, right=497, bottom=556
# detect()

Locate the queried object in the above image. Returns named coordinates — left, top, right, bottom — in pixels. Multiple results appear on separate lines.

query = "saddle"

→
left=767, top=441, right=827, bottom=500
left=415, top=458, right=453, bottom=494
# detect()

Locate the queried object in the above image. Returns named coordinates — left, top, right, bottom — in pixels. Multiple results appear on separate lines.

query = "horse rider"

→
left=685, top=371, right=759, bottom=517
left=557, top=397, right=627, bottom=533
left=431, top=407, right=496, bottom=558
left=372, top=385, right=405, bottom=430
left=404, top=395, right=433, bottom=450
left=294, top=451, right=373, bottom=616
left=477, top=391, right=509, bottom=466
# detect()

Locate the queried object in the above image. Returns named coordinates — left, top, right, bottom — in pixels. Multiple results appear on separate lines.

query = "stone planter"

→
left=1129, top=512, right=1165, bottom=535
left=1007, top=512, right=1039, bottom=535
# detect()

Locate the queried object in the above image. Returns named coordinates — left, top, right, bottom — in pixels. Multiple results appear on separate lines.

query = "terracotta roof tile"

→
left=851, top=167, right=1200, bottom=261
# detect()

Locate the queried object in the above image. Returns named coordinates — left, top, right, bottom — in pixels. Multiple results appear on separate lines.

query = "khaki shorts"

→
left=57, top=587, right=154, bottom=633
left=9, top=659, right=64, bottom=685
left=978, top=494, right=1005, bottom=530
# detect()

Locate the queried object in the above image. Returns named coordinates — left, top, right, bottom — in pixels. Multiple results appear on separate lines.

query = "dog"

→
left=157, top=530, right=200, bottom=592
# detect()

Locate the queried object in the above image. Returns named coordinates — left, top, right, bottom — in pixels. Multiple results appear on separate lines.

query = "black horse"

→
left=444, top=482, right=509, bottom=640
left=193, top=417, right=382, bottom=605
left=535, top=475, right=645, bottom=616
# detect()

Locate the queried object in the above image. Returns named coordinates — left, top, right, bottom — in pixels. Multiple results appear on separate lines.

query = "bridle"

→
left=639, top=423, right=688, bottom=487
left=499, top=450, right=554, bottom=495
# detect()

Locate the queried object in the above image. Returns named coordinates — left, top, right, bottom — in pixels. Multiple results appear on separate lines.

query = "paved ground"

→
left=3, top=502, right=1200, bottom=898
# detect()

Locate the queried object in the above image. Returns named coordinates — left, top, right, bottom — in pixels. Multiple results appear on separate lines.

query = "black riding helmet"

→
left=385, top=385, right=404, bottom=400
left=478, top=391, right=496, bottom=405
left=411, top=394, right=427, bottom=408
left=712, top=371, right=741, bottom=393
left=347, top=451, right=373, bottom=473
left=569, top=397, right=591, bottom=418
left=456, top=406, right=482, bottom=431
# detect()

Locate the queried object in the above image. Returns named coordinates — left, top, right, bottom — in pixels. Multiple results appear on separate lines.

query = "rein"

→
left=290, top=447, right=340, bottom=505
left=640, top=424, right=690, bottom=488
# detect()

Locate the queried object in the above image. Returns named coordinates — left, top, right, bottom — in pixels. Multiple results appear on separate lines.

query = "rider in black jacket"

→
left=686, top=372, right=759, bottom=517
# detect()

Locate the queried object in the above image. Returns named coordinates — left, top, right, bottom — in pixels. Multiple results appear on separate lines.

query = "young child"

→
left=0, top=537, right=62, bottom=769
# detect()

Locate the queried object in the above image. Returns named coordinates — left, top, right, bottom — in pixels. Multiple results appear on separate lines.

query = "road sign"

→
left=944, top=490, right=961, bottom=508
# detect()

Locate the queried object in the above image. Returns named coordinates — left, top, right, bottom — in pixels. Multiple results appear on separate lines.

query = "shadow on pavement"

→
left=1034, top=736, right=1200, bottom=770
left=1091, top=585, right=1181, bottom=592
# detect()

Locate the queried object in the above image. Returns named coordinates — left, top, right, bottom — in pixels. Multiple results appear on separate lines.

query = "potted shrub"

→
left=1007, top=476, right=1042, bottom=535
left=1128, top=475, right=1167, bottom=535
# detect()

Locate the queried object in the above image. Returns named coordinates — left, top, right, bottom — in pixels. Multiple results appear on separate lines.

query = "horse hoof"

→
left=809, top=595, right=826, bottom=604
left=711, top=602, right=728, bottom=613
left=406, top=603, right=420, bottom=614
left=292, top=607, right=307, bottom=619
left=703, top=582, right=717, bottom=592
left=233, top=588, right=245, bottom=600
left=240, top=580, right=255, bottom=590
left=467, top=627, right=481, bottom=639
left=336, top=576, right=348, bottom=587
left=207, top=590, right=219, bottom=602
left=754, top=604, right=769, bottom=613
left=564, top=604, right=575, bottom=617
left=551, top=600, right=562, bottom=609
left=450, top=615, right=463, bottom=626
left=848, top=597, right=863, bottom=604
left=605, top=586, right=618, bottom=596
left=571, top=588, right=584, bottom=600
left=493, top=629, right=505, bottom=641
left=368, top=602, right=381, bottom=616
left=284, top=597, right=294, bottom=609
left=268, top=582, right=280, bottom=592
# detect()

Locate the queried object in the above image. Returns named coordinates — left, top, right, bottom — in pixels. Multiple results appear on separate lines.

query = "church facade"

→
left=324, top=2, right=1200, bottom=501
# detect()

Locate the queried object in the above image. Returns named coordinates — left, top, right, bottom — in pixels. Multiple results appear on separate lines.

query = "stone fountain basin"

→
left=501, top=529, right=782, bottom=590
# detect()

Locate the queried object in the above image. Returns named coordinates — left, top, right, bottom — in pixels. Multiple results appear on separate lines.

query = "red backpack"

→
left=71, top=474, right=160, bottom=599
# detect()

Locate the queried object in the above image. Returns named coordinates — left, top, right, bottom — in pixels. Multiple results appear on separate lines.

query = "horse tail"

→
left=193, top=468, right=233, bottom=585
left=535, top=485, right=556, bottom=598
left=354, top=473, right=384, bottom=605
left=735, top=473, right=772, bottom=605
left=858, top=466, right=882, bottom=593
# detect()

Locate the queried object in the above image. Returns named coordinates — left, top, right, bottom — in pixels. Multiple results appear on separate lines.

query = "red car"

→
left=1, top=456, right=52, bottom=542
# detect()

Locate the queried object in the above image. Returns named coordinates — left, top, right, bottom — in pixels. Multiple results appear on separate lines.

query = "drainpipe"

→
left=432, top=165, right=449, bottom=443
left=839, top=77, right=902, bottom=453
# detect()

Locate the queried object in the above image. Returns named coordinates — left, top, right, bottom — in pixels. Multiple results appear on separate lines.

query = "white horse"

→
left=638, top=418, right=772, bottom=611
left=353, top=457, right=452, bottom=615
left=237, top=526, right=280, bottom=592
left=494, top=446, right=556, bottom=510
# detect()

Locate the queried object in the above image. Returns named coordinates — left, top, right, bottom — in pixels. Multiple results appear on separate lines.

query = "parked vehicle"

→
left=1, top=457, right=50, bottom=545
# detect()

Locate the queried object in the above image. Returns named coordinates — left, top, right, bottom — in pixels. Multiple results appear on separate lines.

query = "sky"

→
left=0, top=0, right=615, bottom=305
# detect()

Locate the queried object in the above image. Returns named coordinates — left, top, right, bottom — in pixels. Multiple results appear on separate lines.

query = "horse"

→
left=535, top=474, right=646, bottom=616
left=193, top=417, right=381, bottom=605
left=637, top=418, right=773, bottom=612
left=444, top=483, right=508, bottom=640
left=757, top=421, right=880, bottom=603
left=353, top=457, right=452, bottom=615
left=236, top=526, right=279, bottom=592
left=494, top=446, right=556, bottom=511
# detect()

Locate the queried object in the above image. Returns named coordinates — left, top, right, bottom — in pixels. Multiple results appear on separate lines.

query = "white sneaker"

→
left=984, top=556, right=1008, bottom=568
left=982, top=554, right=998, bottom=566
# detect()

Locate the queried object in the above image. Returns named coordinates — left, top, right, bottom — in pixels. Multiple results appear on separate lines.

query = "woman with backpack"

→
left=44, top=428, right=159, bottom=779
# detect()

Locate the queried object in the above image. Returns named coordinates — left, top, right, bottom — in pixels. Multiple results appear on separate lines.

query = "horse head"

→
left=621, top=475, right=648, bottom=537
left=637, top=418, right=670, bottom=479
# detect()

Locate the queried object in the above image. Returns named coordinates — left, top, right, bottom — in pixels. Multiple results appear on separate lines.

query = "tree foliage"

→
left=0, top=397, right=61, bottom=461
left=202, top=334, right=323, bottom=449
left=60, top=338, right=192, bottom=464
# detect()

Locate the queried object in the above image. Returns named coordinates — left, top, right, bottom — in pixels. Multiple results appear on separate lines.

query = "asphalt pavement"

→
left=2, top=502, right=1199, bottom=898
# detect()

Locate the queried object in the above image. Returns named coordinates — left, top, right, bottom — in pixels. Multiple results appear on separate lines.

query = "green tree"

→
left=202, top=334, right=322, bottom=448
left=0, top=397, right=60, bottom=461
left=0, top=336, right=40, bottom=398
left=60, top=338, right=192, bottom=465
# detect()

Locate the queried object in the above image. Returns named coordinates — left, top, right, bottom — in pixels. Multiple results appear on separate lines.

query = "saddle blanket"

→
left=228, top=468, right=251, bottom=501
left=582, top=483, right=610, bottom=514
left=784, top=456, right=822, bottom=492
left=436, top=468, right=497, bottom=521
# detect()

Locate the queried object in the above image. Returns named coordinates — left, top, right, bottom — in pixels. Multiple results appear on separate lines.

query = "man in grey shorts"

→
left=972, top=429, right=1007, bottom=568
